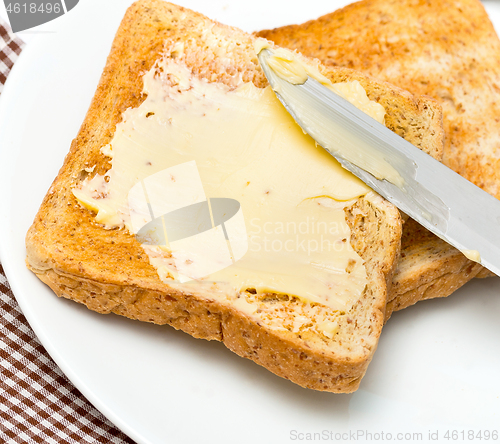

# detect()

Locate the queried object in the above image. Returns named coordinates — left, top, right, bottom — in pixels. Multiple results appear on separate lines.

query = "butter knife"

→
left=258, top=48, right=500, bottom=276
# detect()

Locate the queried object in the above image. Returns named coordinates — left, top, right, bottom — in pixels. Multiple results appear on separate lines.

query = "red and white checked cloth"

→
left=0, top=19, right=135, bottom=444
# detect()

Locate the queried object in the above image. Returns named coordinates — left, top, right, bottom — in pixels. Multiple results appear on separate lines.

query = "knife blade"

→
left=258, top=48, right=500, bottom=276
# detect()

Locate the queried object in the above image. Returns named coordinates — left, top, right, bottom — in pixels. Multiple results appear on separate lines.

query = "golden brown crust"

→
left=33, top=267, right=367, bottom=391
left=387, top=262, right=483, bottom=318
left=385, top=219, right=483, bottom=320
left=257, top=0, right=495, bottom=314
left=476, top=268, right=495, bottom=279
left=25, top=0, right=418, bottom=393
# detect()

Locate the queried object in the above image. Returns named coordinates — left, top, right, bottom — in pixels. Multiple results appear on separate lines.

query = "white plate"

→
left=1, top=1, right=500, bottom=443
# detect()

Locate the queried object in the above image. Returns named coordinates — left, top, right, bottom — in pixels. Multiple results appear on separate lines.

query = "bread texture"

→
left=257, top=0, right=496, bottom=318
left=25, top=0, right=448, bottom=392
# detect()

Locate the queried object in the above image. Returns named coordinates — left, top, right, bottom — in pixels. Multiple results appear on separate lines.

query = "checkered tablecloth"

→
left=0, top=18, right=136, bottom=444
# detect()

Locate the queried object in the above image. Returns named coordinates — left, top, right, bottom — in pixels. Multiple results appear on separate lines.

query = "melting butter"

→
left=256, top=40, right=404, bottom=186
left=462, top=249, right=481, bottom=263
left=72, top=51, right=388, bottom=312
left=255, top=41, right=386, bottom=124
left=266, top=48, right=309, bottom=85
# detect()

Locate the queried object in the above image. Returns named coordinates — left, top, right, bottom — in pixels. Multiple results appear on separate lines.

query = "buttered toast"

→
left=257, top=0, right=496, bottom=318
left=26, top=0, right=443, bottom=392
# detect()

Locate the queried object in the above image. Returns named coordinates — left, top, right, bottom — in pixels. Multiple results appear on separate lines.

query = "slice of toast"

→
left=26, top=0, right=443, bottom=392
left=257, top=0, right=495, bottom=319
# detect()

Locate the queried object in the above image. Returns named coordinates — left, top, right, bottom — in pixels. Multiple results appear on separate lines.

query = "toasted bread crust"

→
left=386, top=219, right=483, bottom=319
left=25, top=0, right=420, bottom=393
left=257, top=0, right=496, bottom=316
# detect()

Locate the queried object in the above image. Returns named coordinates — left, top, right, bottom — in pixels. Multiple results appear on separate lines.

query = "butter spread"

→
left=255, top=41, right=405, bottom=187
left=266, top=48, right=309, bottom=85
left=254, top=41, right=386, bottom=124
left=462, top=249, right=481, bottom=263
left=72, top=48, right=387, bottom=314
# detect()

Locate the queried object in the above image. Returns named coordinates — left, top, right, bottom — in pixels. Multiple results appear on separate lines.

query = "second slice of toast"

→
left=257, top=0, right=494, bottom=318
